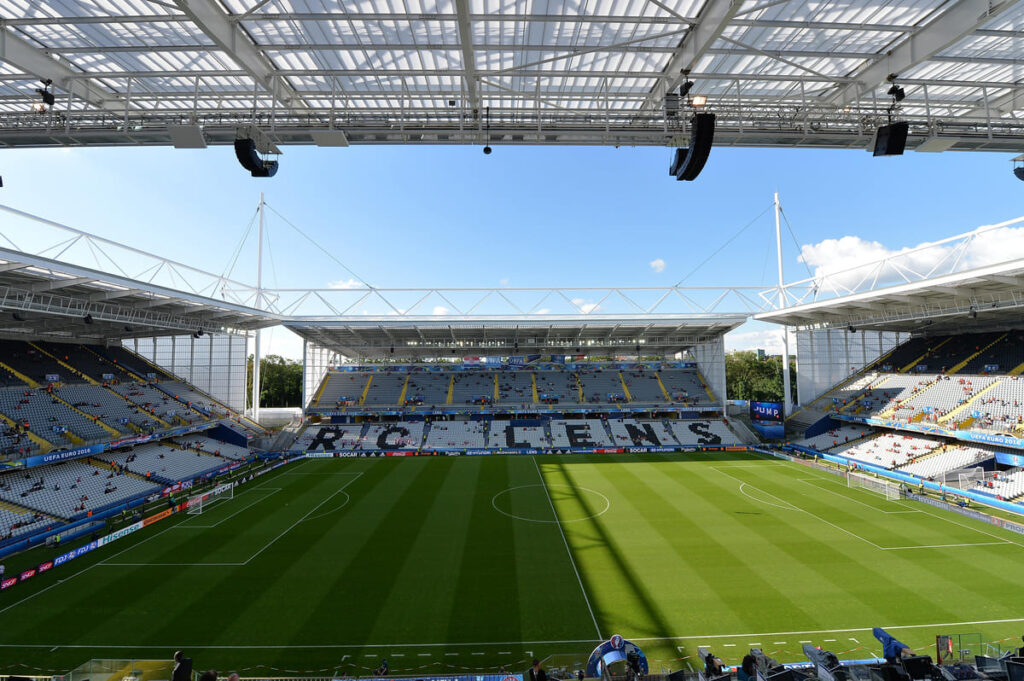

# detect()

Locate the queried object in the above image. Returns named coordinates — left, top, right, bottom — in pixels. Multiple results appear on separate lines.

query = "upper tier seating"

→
left=102, top=346, right=172, bottom=380
left=659, top=370, right=711, bottom=406
left=607, top=418, right=677, bottom=447
left=290, top=425, right=364, bottom=451
left=451, top=372, right=495, bottom=404
left=0, top=459, right=160, bottom=519
left=670, top=420, right=740, bottom=446
left=959, top=332, right=1024, bottom=374
left=362, top=373, right=408, bottom=405
left=577, top=368, right=628, bottom=404
left=36, top=342, right=136, bottom=383
left=830, top=432, right=942, bottom=469
left=424, top=421, right=487, bottom=448
left=901, top=445, right=995, bottom=479
left=0, top=340, right=87, bottom=384
left=794, top=425, right=873, bottom=452
left=496, top=371, right=535, bottom=406
left=0, top=506, right=57, bottom=541
left=0, top=387, right=112, bottom=445
left=621, top=369, right=667, bottom=403
left=403, top=373, right=451, bottom=405
left=843, top=374, right=936, bottom=417
left=486, top=422, right=549, bottom=448
left=1, top=422, right=38, bottom=459
left=892, top=375, right=996, bottom=423
left=108, top=382, right=181, bottom=421
left=872, top=336, right=931, bottom=372
left=57, top=384, right=159, bottom=433
left=317, top=372, right=367, bottom=406
left=99, top=442, right=230, bottom=485
left=159, top=382, right=224, bottom=421
left=535, top=372, right=579, bottom=404
left=176, top=435, right=250, bottom=460
left=550, top=419, right=613, bottom=447
left=360, top=422, right=424, bottom=449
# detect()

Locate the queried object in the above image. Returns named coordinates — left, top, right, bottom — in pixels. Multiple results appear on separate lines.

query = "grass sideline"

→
left=1, top=451, right=1023, bottom=676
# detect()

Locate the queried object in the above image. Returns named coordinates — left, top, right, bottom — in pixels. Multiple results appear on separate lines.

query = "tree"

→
left=725, top=350, right=797, bottom=403
left=247, top=354, right=303, bottom=408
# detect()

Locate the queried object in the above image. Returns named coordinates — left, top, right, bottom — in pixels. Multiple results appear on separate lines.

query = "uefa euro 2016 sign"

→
left=586, top=635, right=649, bottom=678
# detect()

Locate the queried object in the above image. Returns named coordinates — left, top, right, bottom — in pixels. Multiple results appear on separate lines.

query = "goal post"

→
left=186, top=482, right=234, bottom=514
left=847, top=471, right=901, bottom=500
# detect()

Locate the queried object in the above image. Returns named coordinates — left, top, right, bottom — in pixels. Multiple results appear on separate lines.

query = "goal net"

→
left=186, top=482, right=234, bottom=514
left=847, top=471, right=901, bottom=500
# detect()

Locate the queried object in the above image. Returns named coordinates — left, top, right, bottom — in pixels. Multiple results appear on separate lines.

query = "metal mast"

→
left=252, top=193, right=264, bottom=424
left=775, top=191, right=793, bottom=415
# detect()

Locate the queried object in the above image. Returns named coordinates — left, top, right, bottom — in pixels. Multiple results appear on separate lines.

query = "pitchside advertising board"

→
left=750, top=401, right=785, bottom=439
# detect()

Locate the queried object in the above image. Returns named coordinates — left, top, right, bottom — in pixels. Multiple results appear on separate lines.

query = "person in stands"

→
left=171, top=651, right=192, bottom=681
left=528, top=659, right=548, bottom=681
left=737, top=656, right=757, bottom=681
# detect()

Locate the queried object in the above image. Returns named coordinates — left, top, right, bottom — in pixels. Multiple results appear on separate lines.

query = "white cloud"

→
left=499, top=277, right=509, bottom=286
left=536, top=308, right=551, bottom=315
left=725, top=328, right=792, bottom=355
left=798, top=221, right=1024, bottom=293
left=432, top=305, right=450, bottom=315
left=649, top=258, right=666, bottom=273
left=328, top=278, right=364, bottom=289
left=571, top=297, right=600, bottom=314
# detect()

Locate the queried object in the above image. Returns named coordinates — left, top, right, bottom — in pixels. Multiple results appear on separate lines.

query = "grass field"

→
left=2, top=451, right=1024, bottom=677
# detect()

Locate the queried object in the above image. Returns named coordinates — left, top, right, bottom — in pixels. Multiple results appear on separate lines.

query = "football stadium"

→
left=3, top=4, right=1024, bottom=681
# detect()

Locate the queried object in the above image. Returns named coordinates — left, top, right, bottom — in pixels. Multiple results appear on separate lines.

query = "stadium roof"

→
left=284, top=313, right=747, bottom=358
left=755, top=214, right=1024, bottom=334
left=2, top=0, right=1024, bottom=151
left=0, top=204, right=279, bottom=342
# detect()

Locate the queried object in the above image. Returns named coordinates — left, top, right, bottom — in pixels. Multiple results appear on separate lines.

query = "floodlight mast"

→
left=775, top=191, right=793, bottom=415
left=252, top=192, right=264, bottom=424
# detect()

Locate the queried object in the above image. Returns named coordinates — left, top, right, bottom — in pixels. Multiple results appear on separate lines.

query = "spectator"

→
left=374, top=659, right=389, bottom=676
left=199, top=672, right=217, bottom=681
left=705, top=653, right=726, bottom=678
left=528, top=660, right=547, bottom=681
left=171, top=651, right=192, bottom=681
left=738, top=656, right=756, bottom=681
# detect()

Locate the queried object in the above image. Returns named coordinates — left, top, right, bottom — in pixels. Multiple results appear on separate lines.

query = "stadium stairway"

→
left=618, top=372, right=632, bottom=401
left=947, top=333, right=1008, bottom=375
left=655, top=372, right=671, bottom=401
left=360, top=375, right=374, bottom=405
left=0, top=360, right=39, bottom=389
left=47, top=391, right=122, bottom=439
left=1009, top=361, right=1024, bottom=376
left=28, top=342, right=100, bottom=385
left=900, top=337, right=951, bottom=373
left=446, top=374, right=455, bottom=405
left=88, top=457, right=153, bottom=483
left=937, top=380, right=1005, bottom=425
left=493, top=374, right=499, bottom=402
left=894, top=442, right=950, bottom=470
left=531, top=374, right=539, bottom=403
left=395, top=375, right=407, bottom=406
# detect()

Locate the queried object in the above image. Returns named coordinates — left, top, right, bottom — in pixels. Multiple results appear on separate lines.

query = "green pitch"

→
left=2, top=451, right=1024, bottom=677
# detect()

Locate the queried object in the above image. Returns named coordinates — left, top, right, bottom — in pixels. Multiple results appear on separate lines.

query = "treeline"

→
left=725, top=350, right=797, bottom=403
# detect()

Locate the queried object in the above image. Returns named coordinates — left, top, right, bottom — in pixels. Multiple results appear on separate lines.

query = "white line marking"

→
left=103, top=562, right=244, bottom=567
left=773, top=642, right=786, bottom=645
left=910, top=504, right=1024, bottom=550
left=179, top=487, right=282, bottom=528
left=881, top=541, right=1009, bottom=550
left=499, top=652, right=511, bottom=655
left=446, top=653, right=458, bottom=657
left=824, top=639, right=836, bottom=642
left=795, top=478, right=919, bottom=515
left=491, top=485, right=610, bottom=524
left=243, top=472, right=363, bottom=565
left=11, top=617, right=1024, bottom=650
left=849, top=639, right=860, bottom=643
left=532, top=456, right=602, bottom=640
left=472, top=653, right=485, bottom=656
left=393, top=654, right=404, bottom=657
left=418, top=654, right=431, bottom=657
left=723, top=644, right=736, bottom=647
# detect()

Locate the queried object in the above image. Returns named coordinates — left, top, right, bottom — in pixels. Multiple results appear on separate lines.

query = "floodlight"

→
left=83, top=314, right=94, bottom=324
left=887, top=84, right=905, bottom=102
left=691, top=94, right=707, bottom=108
left=848, top=325, right=857, bottom=333
left=969, top=306, right=977, bottom=318
left=680, top=81, right=694, bottom=97
left=35, top=79, right=55, bottom=109
left=483, top=145, right=492, bottom=155
left=32, top=102, right=48, bottom=114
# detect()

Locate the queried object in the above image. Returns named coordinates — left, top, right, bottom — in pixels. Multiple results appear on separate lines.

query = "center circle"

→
left=491, top=484, right=610, bottom=523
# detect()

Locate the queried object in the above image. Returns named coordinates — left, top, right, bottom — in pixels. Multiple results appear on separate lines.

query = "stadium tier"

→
left=292, top=417, right=743, bottom=452
left=310, top=363, right=718, bottom=412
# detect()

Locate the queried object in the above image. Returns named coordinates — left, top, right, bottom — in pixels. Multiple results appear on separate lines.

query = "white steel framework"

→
left=1, top=0, right=1024, bottom=151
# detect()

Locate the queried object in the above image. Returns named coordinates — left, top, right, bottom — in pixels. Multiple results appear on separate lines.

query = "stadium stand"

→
left=550, top=419, right=613, bottom=447
left=0, top=387, right=113, bottom=446
left=56, top=384, right=161, bottom=433
left=607, top=418, right=677, bottom=447
left=486, top=421, right=549, bottom=448
left=0, top=458, right=160, bottom=519
left=35, top=342, right=136, bottom=383
left=290, top=425, right=365, bottom=451
left=98, top=442, right=230, bottom=485
left=621, top=368, right=668, bottom=403
left=176, top=435, right=251, bottom=461
left=830, top=432, right=943, bottom=469
left=901, top=445, right=995, bottom=479
left=404, top=373, right=451, bottom=405
left=316, top=372, right=366, bottom=406
left=670, top=420, right=740, bottom=446
left=360, top=422, right=424, bottom=449
left=577, top=367, right=628, bottom=404
left=0, top=505, right=56, bottom=541
left=794, top=424, right=874, bottom=452
left=362, top=373, right=407, bottom=405
left=535, top=371, right=580, bottom=404
left=659, top=369, right=711, bottom=406
left=496, top=371, right=535, bottom=406
left=424, top=421, right=487, bottom=448
left=108, top=382, right=182, bottom=423
left=0, top=340, right=81, bottom=384
left=451, top=372, right=496, bottom=404
left=969, top=377, right=1024, bottom=432
left=973, top=469, right=1024, bottom=500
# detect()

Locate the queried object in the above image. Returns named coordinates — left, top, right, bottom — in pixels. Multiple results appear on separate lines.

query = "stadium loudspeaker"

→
left=234, top=138, right=262, bottom=172
left=672, top=113, right=716, bottom=181
left=251, top=160, right=279, bottom=178
left=1014, top=167, right=1024, bottom=181
left=873, top=121, right=909, bottom=156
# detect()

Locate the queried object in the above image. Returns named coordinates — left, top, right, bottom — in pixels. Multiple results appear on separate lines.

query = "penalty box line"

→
left=715, top=468, right=1011, bottom=551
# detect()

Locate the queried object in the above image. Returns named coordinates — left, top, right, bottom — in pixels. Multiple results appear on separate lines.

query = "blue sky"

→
left=2, top=143, right=1022, bottom=359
